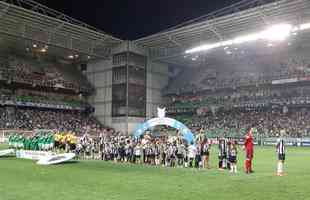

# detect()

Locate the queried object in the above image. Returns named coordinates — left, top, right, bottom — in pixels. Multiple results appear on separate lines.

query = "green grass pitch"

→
left=0, top=145, right=310, bottom=200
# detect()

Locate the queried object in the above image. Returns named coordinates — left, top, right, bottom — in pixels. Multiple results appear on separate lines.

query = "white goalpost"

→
left=0, top=129, right=34, bottom=143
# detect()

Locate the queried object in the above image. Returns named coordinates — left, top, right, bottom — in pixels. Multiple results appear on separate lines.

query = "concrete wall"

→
left=86, top=58, right=113, bottom=127
left=87, top=41, right=169, bottom=134
left=146, top=61, right=169, bottom=119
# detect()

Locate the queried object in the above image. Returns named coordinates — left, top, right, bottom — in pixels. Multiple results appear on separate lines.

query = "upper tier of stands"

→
left=166, top=52, right=310, bottom=94
left=0, top=88, right=88, bottom=111
left=166, top=86, right=310, bottom=114
left=0, top=55, right=93, bottom=94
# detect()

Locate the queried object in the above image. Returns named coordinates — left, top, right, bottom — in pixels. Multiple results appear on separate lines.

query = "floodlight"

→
left=261, top=24, right=292, bottom=41
left=267, top=43, right=273, bottom=47
left=221, top=40, right=234, bottom=46
left=184, top=22, right=310, bottom=54
left=299, top=23, right=310, bottom=30
left=185, top=43, right=221, bottom=54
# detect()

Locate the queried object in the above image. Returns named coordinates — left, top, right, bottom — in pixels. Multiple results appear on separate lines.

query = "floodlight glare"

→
left=233, top=33, right=261, bottom=44
left=185, top=21, right=310, bottom=54
left=221, top=40, right=234, bottom=46
left=261, top=24, right=292, bottom=41
left=299, top=23, right=310, bottom=30
left=185, top=43, right=221, bottom=54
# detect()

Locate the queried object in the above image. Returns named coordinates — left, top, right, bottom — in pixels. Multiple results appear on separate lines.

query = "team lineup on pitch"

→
left=2, top=124, right=285, bottom=175
left=0, top=144, right=309, bottom=200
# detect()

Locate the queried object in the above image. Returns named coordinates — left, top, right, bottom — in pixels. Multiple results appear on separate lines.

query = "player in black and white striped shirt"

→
left=218, top=138, right=228, bottom=170
left=276, top=133, right=286, bottom=176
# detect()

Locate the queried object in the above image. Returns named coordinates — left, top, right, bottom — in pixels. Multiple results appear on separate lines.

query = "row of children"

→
left=94, top=134, right=240, bottom=172
left=94, top=131, right=285, bottom=175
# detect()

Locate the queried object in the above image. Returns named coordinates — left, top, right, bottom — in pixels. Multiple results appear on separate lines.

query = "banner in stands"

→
left=16, top=150, right=54, bottom=160
left=134, top=108, right=194, bottom=143
left=0, top=100, right=84, bottom=111
left=272, top=78, right=298, bottom=85
left=299, top=76, right=310, bottom=81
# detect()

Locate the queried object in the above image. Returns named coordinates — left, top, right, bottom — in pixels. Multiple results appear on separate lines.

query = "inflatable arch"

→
left=133, top=117, right=194, bottom=143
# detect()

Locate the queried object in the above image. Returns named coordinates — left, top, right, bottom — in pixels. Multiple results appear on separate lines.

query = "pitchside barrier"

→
left=208, top=137, right=310, bottom=147
left=263, top=137, right=310, bottom=147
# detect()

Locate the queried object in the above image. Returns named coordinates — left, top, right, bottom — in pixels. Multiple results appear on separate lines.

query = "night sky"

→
left=34, top=0, right=241, bottom=40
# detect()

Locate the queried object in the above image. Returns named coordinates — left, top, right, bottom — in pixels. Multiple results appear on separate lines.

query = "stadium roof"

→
left=0, top=0, right=123, bottom=60
left=134, top=0, right=310, bottom=65
left=0, top=0, right=309, bottom=64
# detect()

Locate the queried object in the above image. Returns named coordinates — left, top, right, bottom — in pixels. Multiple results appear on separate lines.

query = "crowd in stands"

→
left=173, top=108, right=310, bottom=138
left=166, top=80, right=310, bottom=138
left=0, top=55, right=104, bottom=137
left=0, top=88, right=87, bottom=110
left=166, top=86, right=310, bottom=114
left=166, top=69, right=310, bottom=138
left=166, top=54, right=310, bottom=94
left=0, top=55, right=93, bottom=93
left=0, top=107, right=102, bottom=135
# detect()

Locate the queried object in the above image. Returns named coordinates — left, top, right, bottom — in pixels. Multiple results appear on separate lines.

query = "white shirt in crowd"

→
left=188, top=144, right=197, bottom=158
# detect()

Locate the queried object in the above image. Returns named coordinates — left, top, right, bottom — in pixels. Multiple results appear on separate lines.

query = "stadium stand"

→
left=164, top=53, right=310, bottom=138
left=166, top=53, right=310, bottom=94
left=0, top=106, right=102, bottom=135
left=171, top=108, right=310, bottom=138
left=0, top=53, right=104, bottom=135
left=0, top=55, right=93, bottom=93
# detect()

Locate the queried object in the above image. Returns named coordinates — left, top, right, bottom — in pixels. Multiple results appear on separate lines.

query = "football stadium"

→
left=1, top=0, right=310, bottom=199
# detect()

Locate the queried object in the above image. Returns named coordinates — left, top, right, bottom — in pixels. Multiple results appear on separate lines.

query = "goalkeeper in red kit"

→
left=244, top=127, right=255, bottom=173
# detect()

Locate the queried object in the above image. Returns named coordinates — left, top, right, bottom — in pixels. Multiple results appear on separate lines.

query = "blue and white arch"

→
left=133, top=117, right=194, bottom=143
